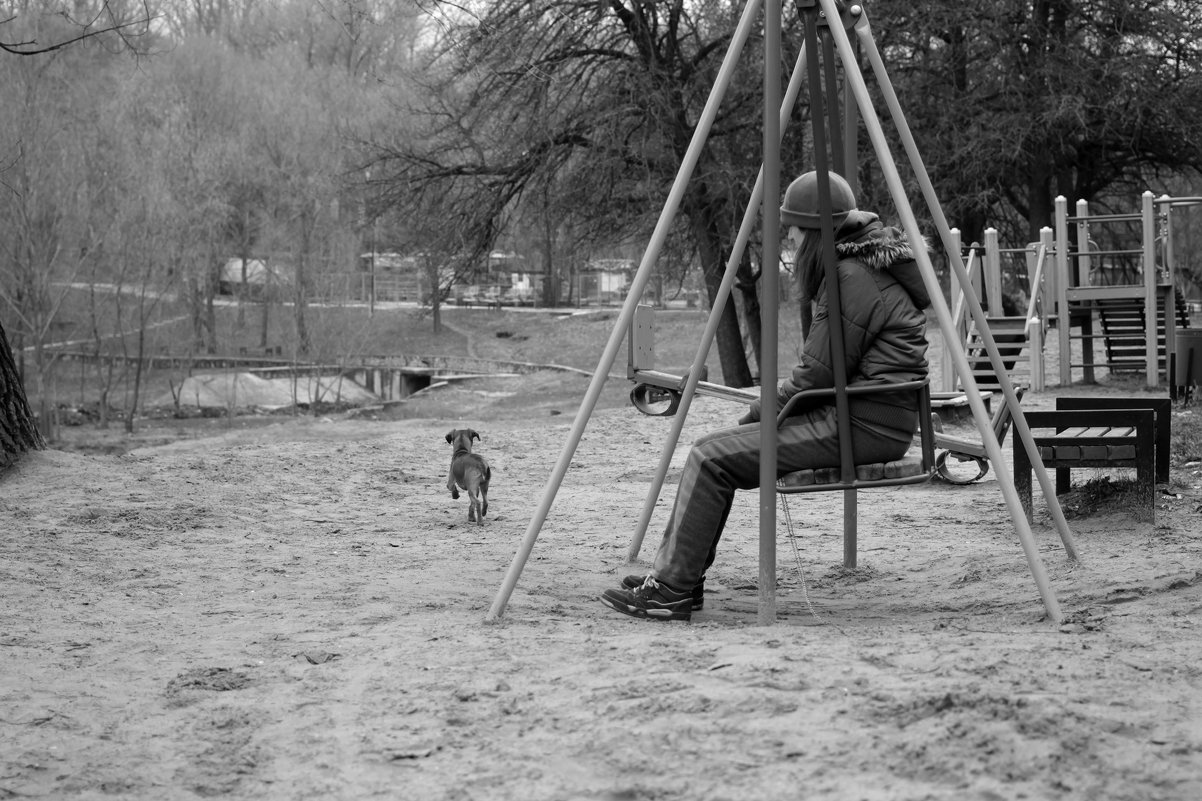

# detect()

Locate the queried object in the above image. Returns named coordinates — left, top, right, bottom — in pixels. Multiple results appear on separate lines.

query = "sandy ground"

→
left=3, top=364, right=1202, bottom=800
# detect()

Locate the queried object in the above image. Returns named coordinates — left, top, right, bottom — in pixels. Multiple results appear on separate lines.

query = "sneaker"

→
left=622, top=573, right=705, bottom=610
left=600, top=576, right=692, bottom=621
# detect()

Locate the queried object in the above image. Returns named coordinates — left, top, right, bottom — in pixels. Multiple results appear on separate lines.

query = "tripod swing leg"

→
left=624, top=31, right=815, bottom=565
left=486, top=0, right=765, bottom=621
left=801, top=0, right=862, bottom=574
left=803, top=0, right=1066, bottom=620
left=852, top=13, right=1078, bottom=562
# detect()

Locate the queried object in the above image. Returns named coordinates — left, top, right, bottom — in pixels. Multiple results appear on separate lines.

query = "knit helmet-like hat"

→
left=780, top=171, right=857, bottom=229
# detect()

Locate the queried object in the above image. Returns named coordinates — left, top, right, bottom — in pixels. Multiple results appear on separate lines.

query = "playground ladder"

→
left=944, top=228, right=1052, bottom=393
left=1053, top=193, right=1172, bottom=386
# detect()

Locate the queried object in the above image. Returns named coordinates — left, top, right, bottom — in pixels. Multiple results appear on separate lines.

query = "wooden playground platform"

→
left=941, top=192, right=1200, bottom=398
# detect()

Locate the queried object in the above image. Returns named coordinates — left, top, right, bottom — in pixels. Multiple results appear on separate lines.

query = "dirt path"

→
left=438, top=316, right=480, bottom=360
left=3, top=377, right=1202, bottom=800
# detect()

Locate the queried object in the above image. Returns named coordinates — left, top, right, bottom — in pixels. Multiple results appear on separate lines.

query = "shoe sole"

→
left=598, top=593, right=691, bottom=622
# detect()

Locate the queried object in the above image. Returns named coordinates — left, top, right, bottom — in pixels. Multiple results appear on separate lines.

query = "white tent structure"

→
left=155, top=372, right=378, bottom=411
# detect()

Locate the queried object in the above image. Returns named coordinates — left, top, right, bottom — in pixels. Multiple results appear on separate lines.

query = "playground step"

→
left=961, top=316, right=1029, bottom=391
left=1094, top=295, right=1191, bottom=374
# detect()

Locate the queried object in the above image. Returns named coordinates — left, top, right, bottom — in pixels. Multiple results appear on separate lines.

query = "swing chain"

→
left=778, top=492, right=823, bottom=624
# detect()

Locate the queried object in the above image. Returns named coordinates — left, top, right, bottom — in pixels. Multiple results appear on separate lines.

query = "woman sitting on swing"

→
left=600, top=170, right=931, bottom=621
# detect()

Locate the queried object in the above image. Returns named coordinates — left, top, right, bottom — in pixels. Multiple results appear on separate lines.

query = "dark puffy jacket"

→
left=740, top=210, right=930, bottom=429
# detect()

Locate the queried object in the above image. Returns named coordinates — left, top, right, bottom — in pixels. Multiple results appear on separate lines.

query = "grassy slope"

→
left=44, top=283, right=808, bottom=374
left=33, top=292, right=1202, bottom=468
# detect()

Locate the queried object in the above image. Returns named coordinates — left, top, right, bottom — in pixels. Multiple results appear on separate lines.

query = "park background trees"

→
left=373, top=0, right=1202, bottom=385
left=4, top=0, right=1202, bottom=468
left=870, top=0, right=1202, bottom=244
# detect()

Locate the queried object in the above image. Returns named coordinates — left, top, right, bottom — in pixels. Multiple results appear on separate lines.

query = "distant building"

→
left=579, top=258, right=634, bottom=305
left=218, top=257, right=294, bottom=297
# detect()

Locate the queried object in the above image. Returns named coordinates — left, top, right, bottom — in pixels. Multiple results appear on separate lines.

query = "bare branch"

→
left=0, top=1, right=155, bottom=57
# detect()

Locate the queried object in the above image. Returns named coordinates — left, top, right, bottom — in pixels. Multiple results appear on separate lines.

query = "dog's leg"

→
left=458, top=466, right=484, bottom=525
left=447, top=468, right=459, bottom=500
left=463, top=475, right=478, bottom=523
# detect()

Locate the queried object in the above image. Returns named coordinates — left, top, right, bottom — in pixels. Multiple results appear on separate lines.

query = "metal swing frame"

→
left=487, top=0, right=1079, bottom=624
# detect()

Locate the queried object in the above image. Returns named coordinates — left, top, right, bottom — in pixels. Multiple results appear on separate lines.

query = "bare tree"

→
left=0, top=37, right=115, bottom=442
left=871, top=0, right=1202, bottom=244
left=0, top=312, right=45, bottom=470
left=0, top=0, right=153, bottom=469
left=372, top=0, right=779, bottom=388
left=0, top=0, right=152, bottom=57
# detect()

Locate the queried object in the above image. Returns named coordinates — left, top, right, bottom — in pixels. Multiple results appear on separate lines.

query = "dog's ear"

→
left=470, top=429, right=480, bottom=441
left=445, top=431, right=454, bottom=444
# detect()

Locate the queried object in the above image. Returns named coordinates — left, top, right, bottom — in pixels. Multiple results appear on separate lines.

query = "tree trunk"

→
left=689, top=197, right=754, bottom=389
left=125, top=311, right=147, bottom=435
left=539, top=221, right=555, bottom=308
left=712, top=281, right=753, bottom=388
left=0, top=316, right=47, bottom=472
left=294, top=256, right=311, bottom=357
left=735, top=252, right=762, bottom=379
left=260, top=301, right=270, bottom=349
left=425, top=260, right=444, bottom=333
left=204, top=292, right=218, bottom=355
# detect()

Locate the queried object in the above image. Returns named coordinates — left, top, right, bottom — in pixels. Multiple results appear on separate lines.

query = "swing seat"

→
left=931, top=387, right=1026, bottom=485
left=778, top=455, right=926, bottom=490
left=775, top=378, right=936, bottom=494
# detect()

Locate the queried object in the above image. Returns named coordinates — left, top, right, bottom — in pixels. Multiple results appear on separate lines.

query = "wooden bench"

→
left=1013, top=397, right=1170, bottom=523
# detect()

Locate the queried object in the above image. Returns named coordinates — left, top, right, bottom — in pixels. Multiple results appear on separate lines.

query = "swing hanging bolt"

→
left=802, top=1, right=863, bottom=28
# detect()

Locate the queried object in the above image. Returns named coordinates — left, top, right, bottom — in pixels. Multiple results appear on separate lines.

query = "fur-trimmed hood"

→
left=833, top=210, right=932, bottom=310
left=741, top=207, right=931, bottom=427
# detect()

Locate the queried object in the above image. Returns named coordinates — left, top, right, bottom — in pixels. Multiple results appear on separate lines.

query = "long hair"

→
left=792, top=230, right=828, bottom=338
left=794, top=229, right=829, bottom=302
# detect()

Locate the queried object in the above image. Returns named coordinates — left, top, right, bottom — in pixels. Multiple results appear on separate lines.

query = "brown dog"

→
left=445, top=428, right=491, bottom=525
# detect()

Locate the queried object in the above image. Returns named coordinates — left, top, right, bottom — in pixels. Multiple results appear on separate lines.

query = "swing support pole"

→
left=491, top=0, right=1073, bottom=624
left=625, top=35, right=814, bottom=565
left=487, top=0, right=764, bottom=621
left=852, top=9, right=1078, bottom=563
left=820, top=0, right=1062, bottom=620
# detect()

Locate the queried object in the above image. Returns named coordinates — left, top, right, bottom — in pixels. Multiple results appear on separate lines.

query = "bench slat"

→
left=1067, top=426, right=1135, bottom=438
left=1041, top=445, right=1080, bottom=460
left=1040, top=444, right=1138, bottom=462
left=1040, top=426, right=1138, bottom=440
left=1057, top=427, right=1090, bottom=437
left=1084, top=444, right=1137, bottom=460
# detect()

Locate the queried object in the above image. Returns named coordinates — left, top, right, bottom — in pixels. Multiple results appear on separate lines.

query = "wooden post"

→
left=942, top=228, right=962, bottom=393
left=1142, top=191, right=1159, bottom=386
left=1054, top=196, right=1072, bottom=386
left=1075, top=199, right=1097, bottom=383
left=984, top=228, right=1004, bottom=317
